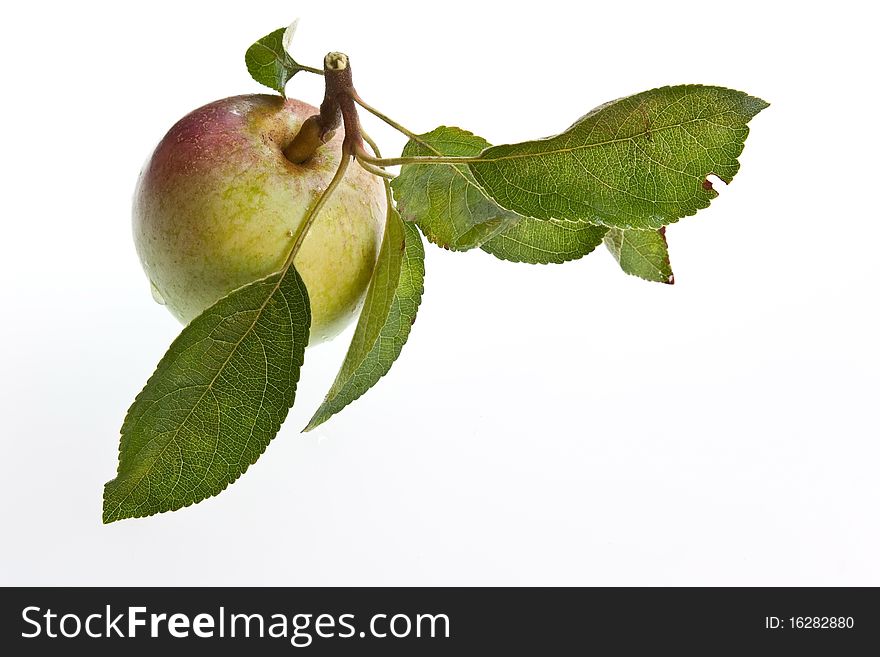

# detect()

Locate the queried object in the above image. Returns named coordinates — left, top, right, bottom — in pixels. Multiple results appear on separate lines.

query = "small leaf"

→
left=469, top=85, right=768, bottom=230
left=391, top=127, right=519, bottom=251
left=103, top=268, right=310, bottom=522
left=245, top=27, right=311, bottom=95
left=481, top=218, right=607, bottom=265
left=305, top=200, right=425, bottom=431
left=604, top=228, right=674, bottom=284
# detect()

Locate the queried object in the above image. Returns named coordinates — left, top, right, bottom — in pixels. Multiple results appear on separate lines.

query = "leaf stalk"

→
left=286, top=152, right=351, bottom=265
left=355, top=148, right=482, bottom=168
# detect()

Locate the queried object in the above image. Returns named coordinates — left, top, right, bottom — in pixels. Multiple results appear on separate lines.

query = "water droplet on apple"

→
left=150, top=281, right=166, bottom=305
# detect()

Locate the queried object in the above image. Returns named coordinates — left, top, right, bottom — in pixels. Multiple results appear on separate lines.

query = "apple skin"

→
left=133, top=94, right=385, bottom=344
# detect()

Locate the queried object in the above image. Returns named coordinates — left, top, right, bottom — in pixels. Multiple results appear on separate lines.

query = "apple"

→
left=133, top=94, right=386, bottom=344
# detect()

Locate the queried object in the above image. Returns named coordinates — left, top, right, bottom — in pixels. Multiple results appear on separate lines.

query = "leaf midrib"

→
left=477, top=114, right=734, bottom=163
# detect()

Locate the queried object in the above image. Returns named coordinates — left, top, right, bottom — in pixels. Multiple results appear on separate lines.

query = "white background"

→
left=1, top=0, right=878, bottom=585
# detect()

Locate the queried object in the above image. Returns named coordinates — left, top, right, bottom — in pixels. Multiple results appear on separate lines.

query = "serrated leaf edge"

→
left=303, top=223, right=425, bottom=432
left=103, top=271, right=309, bottom=523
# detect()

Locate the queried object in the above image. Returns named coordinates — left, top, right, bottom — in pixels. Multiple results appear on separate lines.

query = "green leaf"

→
left=391, top=127, right=520, bottom=251
left=392, top=126, right=607, bottom=264
left=245, top=26, right=311, bottom=95
left=604, top=228, right=674, bottom=284
left=305, top=201, right=425, bottom=431
left=481, top=218, right=607, bottom=265
left=469, top=85, right=768, bottom=230
left=103, top=268, right=311, bottom=522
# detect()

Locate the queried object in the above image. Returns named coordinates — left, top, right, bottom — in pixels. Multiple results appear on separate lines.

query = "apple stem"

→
left=283, top=51, right=364, bottom=164
left=280, top=52, right=368, bottom=268
left=283, top=115, right=336, bottom=163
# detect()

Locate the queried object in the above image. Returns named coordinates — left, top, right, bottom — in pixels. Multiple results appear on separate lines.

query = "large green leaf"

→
left=604, top=228, right=674, bottom=284
left=244, top=25, right=312, bottom=95
left=469, top=85, right=768, bottom=230
left=391, top=127, right=519, bottom=251
left=393, top=127, right=608, bottom=264
left=103, top=269, right=310, bottom=522
left=305, top=202, right=425, bottom=431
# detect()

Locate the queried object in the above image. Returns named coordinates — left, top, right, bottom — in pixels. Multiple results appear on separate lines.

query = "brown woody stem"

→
left=283, top=52, right=363, bottom=164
